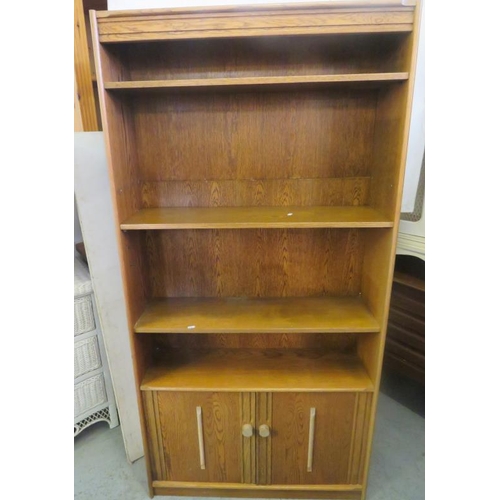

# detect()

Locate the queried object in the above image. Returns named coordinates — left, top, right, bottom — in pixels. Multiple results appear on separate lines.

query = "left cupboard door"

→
left=143, top=391, right=248, bottom=483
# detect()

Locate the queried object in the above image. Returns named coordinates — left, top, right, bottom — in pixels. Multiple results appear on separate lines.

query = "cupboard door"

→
left=144, top=391, right=245, bottom=483
left=269, top=392, right=372, bottom=485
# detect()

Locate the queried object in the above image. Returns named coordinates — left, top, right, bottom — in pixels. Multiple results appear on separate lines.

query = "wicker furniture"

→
left=74, top=256, right=119, bottom=436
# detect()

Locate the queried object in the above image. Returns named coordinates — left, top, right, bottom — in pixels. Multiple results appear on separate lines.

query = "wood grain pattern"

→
left=347, top=393, right=372, bottom=484
left=358, top=3, right=422, bottom=497
left=143, top=229, right=364, bottom=298
left=386, top=322, right=424, bottom=351
left=99, top=11, right=413, bottom=35
left=132, top=89, right=377, bottom=182
left=385, top=270, right=425, bottom=380
left=390, top=279, right=425, bottom=315
left=370, top=86, right=408, bottom=218
left=358, top=231, right=394, bottom=373
left=143, top=392, right=165, bottom=480
left=105, top=33, right=409, bottom=82
left=152, top=333, right=357, bottom=352
left=140, top=350, right=374, bottom=392
left=105, top=73, right=408, bottom=90
left=98, top=1, right=416, bottom=17
left=141, top=177, right=370, bottom=209
left=271, top=393, right=368, bottom=484
left=74, top=73, right=84, bottom=132
left=389, top=308, right=424, bottom=337
left=241, top=393, right=256, bottom=483
left=101, top=26, right=414, bottom=44
left=384, top=338, right=423, bottom=367
left=91, top=14, right=149, bottom=342
left=152, top=392, right=243, bottom=482
left=75, top=0, right=99, bottom=131
left=383, top=354, right=424, bottom=383
left=91, top=11, right=155, bottom=495
left=153, top=482, right=362, bottom=499
left=256, top=392, right=272, bottom=485
left=393, top=270, right=425, bottom=292
left=90, top=2, right=422, bottom=497
left=121, top=206, right=392, bottom=229
left=97, top=8, right=414, bottom=43
left=92, top=25, right=149, bottom=326
left=135, top=297, right=379, bottom=334
left=368, top=13, right=415, bottom=219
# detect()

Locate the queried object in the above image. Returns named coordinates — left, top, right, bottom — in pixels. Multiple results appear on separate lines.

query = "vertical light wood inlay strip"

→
left=152, top=392, right=167, bottom=479
left=266, top=393, right=272, bottom=484
left=350, top=393, right=369, bottom=484
left=241, top=394, right=249, bottom=483
left=256, top=392, right=272, bottom=485
left=347, top=393, right=360, bottom=483
left=196, top=406, right=206, bottom=470
left=251, top=392, right=256, bottom=484
left=358, top=394, right=373, bottom=483
left=241, top=393, right=256, bottom=483
left=307, top=407, right=316, bottom=472
left=143, top=392, right=161, bottom=480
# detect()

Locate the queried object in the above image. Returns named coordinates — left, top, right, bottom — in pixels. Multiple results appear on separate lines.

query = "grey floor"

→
left=75, top=375, right=424, bottom=500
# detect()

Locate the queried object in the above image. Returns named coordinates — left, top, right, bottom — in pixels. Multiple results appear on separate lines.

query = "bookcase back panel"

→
left=144, top=228, right=363, bottom=297
left=108, top=33, right=410, bottom=81
left=141, top=177, right=370, bottom=208
left=151, top=333, right=357, bottom=352
left=131, top=88, right=378, bottom=181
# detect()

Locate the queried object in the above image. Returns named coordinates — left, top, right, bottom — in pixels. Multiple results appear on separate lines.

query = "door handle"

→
left=242, top=423, right=254, bottom=437
left=196, top=406, right=206, bottom=470
left=259, top=424, right=270, bottom=438
left=307, top=407, right=316, bottom=472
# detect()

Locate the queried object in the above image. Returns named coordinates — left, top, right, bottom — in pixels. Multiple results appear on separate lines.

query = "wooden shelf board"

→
left=104, top=73, right=409, bottom=90
left=141, top=349, right=374, bottom=392
left=134, top=296, right=380, bottom=334
left=121, top=206, right=393, bottom=230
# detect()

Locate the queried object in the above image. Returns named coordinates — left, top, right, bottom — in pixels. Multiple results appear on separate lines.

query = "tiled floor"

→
left=75, top=377, right=424, bottom=500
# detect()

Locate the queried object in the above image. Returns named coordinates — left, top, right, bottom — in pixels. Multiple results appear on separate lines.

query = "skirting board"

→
left=153, top=481, right=362, bottom=499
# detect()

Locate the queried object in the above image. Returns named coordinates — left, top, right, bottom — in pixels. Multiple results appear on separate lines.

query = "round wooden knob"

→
left=259, top=424, right=270, bottom=438
left=242, top=424, right=254, bottom=438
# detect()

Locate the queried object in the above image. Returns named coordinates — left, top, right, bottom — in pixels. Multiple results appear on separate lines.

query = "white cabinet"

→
left=74, top=257, right=119, bottom=436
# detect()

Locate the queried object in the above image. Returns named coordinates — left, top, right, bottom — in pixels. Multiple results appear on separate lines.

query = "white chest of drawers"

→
left=74, top=257, right=119, bottom=436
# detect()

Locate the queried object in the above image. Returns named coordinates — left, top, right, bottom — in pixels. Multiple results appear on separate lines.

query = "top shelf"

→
left=96, top=3, right=416, bottom=44
left=104, top=73, right=409, bottom=91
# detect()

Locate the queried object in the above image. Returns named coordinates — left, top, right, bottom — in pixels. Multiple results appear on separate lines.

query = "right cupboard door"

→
left=269, top=392, right=372, bottom=486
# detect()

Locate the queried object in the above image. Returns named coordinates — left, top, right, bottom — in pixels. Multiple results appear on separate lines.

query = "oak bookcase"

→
left=90, top=2, right=421, bottom=498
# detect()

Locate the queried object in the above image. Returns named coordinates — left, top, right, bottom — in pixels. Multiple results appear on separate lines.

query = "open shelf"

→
left=121, top=206, right=393, bottom=230
left=134, top=297, right=380, bottom=334
left=141, top=349, right=374, bottom=392
left=104, top=73, right=409, bottom=91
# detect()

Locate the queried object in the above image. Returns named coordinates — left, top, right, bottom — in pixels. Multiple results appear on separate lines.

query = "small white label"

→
left=287, top=212, right=293, bottom=216
left=187, top=325, right=196, bottom=329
